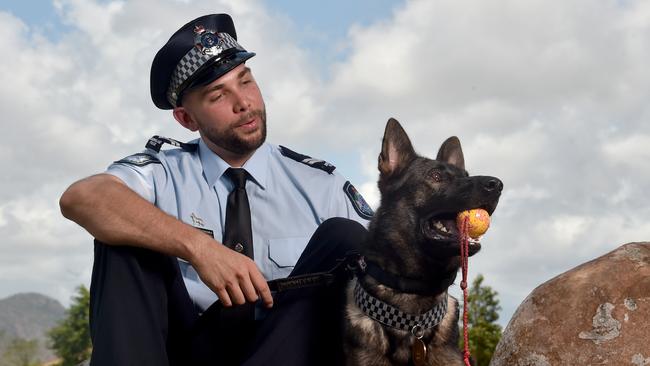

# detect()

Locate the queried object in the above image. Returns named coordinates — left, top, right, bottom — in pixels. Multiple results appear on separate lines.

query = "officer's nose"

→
left=233, top=91, right=250, bottom=113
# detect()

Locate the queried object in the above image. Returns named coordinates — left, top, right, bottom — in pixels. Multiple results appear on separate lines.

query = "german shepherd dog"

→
left=343, top=119, right=502, bottom=365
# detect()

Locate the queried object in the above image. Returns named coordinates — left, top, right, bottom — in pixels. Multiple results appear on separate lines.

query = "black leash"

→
left=267, top=251, right=366, bottom=293
left=266, top=252, right=453, bottom=296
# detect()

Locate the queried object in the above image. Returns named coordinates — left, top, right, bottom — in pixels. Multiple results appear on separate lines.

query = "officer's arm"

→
left=59, top=173, right=273, bottom=308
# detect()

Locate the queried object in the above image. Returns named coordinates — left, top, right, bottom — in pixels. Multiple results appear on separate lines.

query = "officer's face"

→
left=178, top=64, right=267, bottom=157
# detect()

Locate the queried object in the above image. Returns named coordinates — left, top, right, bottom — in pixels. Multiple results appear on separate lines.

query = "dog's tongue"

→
left=456, top=209, right=491, bottom=239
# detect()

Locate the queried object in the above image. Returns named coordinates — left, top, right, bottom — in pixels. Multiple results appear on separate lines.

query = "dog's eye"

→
left=430, top=170, right=444, bottom=182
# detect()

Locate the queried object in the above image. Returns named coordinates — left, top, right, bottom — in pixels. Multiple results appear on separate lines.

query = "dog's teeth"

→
left=431, top=220, right=452, bottom=234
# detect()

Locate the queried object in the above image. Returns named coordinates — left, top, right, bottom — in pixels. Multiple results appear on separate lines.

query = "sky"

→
left=0, top=0, right=648, bottom=329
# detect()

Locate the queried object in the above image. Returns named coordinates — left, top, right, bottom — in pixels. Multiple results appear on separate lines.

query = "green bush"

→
left=48, top=286, right=91, bottom=366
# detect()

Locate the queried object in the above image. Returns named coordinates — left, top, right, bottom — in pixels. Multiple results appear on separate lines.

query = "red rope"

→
left=460, top=216, right=472, bottom=366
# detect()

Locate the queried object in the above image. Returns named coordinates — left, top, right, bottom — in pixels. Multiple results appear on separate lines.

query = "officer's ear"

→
left=173, top=107, right=199, bottom=132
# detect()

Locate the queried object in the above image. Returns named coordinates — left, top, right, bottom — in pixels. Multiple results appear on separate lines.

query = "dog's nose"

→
left=483, top=178, right=503, bottom=193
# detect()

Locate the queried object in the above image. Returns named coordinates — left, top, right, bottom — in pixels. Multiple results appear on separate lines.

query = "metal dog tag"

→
left=412, top=338, right=427, bottom=366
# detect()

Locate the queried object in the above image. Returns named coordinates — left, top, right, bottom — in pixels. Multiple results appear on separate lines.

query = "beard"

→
left=202, top=108, right=267, bottom=155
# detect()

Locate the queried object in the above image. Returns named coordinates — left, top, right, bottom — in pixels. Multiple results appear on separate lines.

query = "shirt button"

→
left=234, top=243, right=244, bottom=253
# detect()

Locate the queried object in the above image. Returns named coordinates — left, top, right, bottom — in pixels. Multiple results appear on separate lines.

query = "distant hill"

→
left=0, top=293, right=66, bottom=363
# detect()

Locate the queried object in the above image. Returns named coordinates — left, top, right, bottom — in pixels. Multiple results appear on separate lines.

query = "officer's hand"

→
left=190, top=237, right=274, bottom=308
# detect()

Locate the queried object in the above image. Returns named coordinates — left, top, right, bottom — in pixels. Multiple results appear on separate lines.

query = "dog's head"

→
left=364, top=118, right=503, bottom=282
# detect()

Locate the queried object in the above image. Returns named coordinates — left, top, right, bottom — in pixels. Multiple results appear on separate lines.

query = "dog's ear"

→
left=378, top=118, right=417, bottom=178
left=436, top=136, right=465, bottom=170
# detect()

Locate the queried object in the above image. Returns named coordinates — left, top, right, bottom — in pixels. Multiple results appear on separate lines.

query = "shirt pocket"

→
left=267, top=237, right=309, bottom=277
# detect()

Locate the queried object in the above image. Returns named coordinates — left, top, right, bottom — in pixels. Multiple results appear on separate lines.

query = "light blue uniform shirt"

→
left=106, top=138, right=372, bottom=311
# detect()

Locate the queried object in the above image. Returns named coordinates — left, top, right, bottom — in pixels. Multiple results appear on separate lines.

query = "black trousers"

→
left=89, top=218, right=367, bottom=366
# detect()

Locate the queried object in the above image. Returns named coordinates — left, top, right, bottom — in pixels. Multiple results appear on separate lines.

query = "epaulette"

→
left=114, top=153, right=161, bottom=167
left=145, top=135, right=198, bottom=153
left=279, top=145, right=336, bottom=174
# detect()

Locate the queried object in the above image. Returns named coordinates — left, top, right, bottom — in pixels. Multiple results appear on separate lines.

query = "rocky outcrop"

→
left=490, top=242, right=650, bottom=366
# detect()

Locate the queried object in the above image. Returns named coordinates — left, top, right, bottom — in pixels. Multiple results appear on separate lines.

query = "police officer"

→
left=60, top=13, right=373, bottom=366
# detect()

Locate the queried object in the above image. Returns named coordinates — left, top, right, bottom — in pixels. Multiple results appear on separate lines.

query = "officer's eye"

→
left=209, top=93, right=223, bottom=102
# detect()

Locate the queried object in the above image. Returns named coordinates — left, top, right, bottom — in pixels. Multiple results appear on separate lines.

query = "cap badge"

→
left=193, top=24, right=223, bottom=56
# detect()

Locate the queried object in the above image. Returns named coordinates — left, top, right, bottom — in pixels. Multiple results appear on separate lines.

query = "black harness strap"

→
left=363, top=261, right=457, bottom=296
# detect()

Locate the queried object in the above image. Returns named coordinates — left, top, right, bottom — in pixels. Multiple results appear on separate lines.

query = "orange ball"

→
left=457, top=209, right=491, bottom=239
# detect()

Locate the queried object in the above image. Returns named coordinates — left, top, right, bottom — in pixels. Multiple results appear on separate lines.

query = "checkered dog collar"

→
left=166, top=26, right=246, bottom=107
left=353, top=278, right=448, bottom=332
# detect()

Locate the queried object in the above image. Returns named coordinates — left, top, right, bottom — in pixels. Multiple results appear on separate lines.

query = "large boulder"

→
left=490, top=242, right=650, bottom=366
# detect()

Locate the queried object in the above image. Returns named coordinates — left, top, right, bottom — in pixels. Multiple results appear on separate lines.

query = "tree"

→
left=48, top=286, right=92, bottom=366
left=459, top=274, right=502, bottom=366
left=0, top=330, right=5, bottom=353
left=0, top=337, right=41, bottom=366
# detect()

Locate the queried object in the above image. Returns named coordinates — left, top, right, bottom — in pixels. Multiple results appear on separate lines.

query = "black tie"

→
left=220, top=168, right=256, bottom=339
left=223, top=168, right=254, bottom=259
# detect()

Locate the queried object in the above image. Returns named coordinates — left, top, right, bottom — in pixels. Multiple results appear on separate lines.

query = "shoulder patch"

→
left=145, top=135, right=198, bottom=153
left=114, top=153, right=161, bottom=167
left=344, top=181, right=374, bottom=220
left=279, top=145, right=336, bottom=174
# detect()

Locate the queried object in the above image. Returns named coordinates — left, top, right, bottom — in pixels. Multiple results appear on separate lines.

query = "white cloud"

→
left=603, top=134, right=650, bottom=169
left=543, top=214, right=593, bottom=247
left=356, top=147, right=381, bottom=208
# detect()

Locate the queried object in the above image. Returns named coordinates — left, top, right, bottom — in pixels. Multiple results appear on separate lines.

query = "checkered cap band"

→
left=353, top=278, right=448, bottom=332
left=166, top=32, right=244, bottom=107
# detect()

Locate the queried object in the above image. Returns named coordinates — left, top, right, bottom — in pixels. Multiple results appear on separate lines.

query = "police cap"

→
left=150, top=14, right=256, bottom=110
